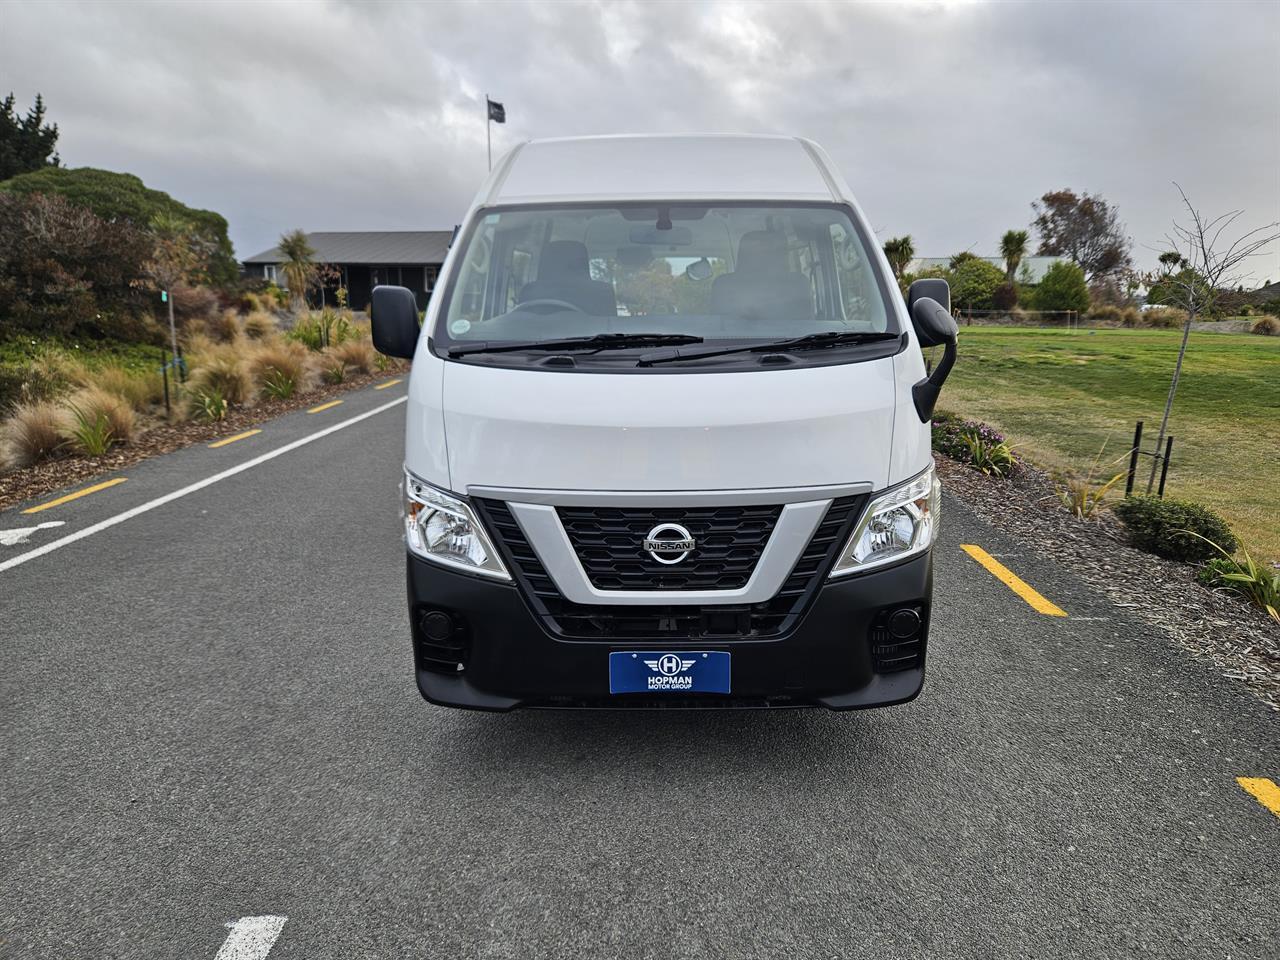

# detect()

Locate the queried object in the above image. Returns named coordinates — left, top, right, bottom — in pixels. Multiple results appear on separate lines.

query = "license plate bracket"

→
left=608, top=651, right=731, bottom=695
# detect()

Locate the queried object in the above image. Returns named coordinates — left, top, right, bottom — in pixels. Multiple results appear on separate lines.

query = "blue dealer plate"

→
left=609, top=651, right=731, bottom=695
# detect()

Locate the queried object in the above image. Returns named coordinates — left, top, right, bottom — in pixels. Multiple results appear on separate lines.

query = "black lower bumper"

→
left=406, top=551, right=932, bottom=711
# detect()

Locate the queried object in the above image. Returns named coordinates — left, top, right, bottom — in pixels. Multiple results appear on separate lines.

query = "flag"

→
left=487, top=98, right=506, bottom=124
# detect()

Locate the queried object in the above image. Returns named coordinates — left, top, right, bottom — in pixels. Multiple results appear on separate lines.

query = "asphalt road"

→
left=2, top=381, right=1277, bottom=960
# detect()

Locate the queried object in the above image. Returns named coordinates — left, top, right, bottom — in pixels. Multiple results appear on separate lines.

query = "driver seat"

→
left=518, top=241, right=617, bottom=316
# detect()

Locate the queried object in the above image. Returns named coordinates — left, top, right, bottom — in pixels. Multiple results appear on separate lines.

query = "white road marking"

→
left=0, top=396, right=406, bottom=575
left=214, top=916, right=287, bottom=959
left=0, top=520, right=66, bottom=547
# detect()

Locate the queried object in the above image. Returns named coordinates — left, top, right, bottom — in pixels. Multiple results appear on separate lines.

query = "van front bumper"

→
left=406, top=550, right=931, bottom=711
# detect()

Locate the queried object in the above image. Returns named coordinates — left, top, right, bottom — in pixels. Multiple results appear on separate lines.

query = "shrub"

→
left=1196, top=546, right=1279, bottom=624
left=171, top=283, right=220, bottom=326
left=963, top=433, right=1017, bottom=477
left=87, top=364, right=163, bottom=412
left=319, top=356, right=347, bottom=384
left=0, top=191, right=153, bottom=337
left=208, top=309, right=242, bottom=342
left=288, top=308, right=355, bottom=352
left=243, top=311, right=277, bottom=339
left=0, top=350, right=72, bottom=411
left=0, top=166, right=238, bottom=283
left=992, top=281, right=1018, bottom=311
left=1197, top=556, right=1238, bottom=588
left=328, top=338, right=375, bottom=374
left=950, top=258, right=1006, bottom=311
left=188, top=352, right=254, bottom=406
left=1140, top=306, right=1189, bottom=329
left=248, top=340, right=309, bottom=400
left=58, top=387, right=135, bottom=455
left=1250, top=316, right=1278, bottom=336
left=1113, top=496, right=1236, bottom=563
left=932, top=412, right=1017, bottom=477
left=187, top=385, right=228, bottom=422
left=2, top=401, right=63, bottom=465
left=1087, top=304, right=1124, bottom=324
left=1057, top=444, right=1126, bottom=519
left=1033, top=261, right=1090, bottom=314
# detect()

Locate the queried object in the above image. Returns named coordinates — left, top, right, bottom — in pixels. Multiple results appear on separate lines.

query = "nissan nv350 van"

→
left=371, top=134, right=958, bottom=711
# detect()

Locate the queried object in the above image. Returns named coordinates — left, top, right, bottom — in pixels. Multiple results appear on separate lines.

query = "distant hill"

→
left=0, top=166, right=236, bottom=283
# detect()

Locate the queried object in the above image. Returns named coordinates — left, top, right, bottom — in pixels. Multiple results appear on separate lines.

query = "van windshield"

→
left=437, top=204, right=894, bottom=351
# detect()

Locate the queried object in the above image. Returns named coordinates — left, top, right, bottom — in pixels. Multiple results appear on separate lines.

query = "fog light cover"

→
left=403, top=472, right=509, bottom=580
left=830, top=463, right=939, bottom=576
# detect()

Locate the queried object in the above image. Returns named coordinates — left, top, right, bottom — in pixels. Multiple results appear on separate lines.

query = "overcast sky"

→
left=3, top=0, right=1278, bottom=279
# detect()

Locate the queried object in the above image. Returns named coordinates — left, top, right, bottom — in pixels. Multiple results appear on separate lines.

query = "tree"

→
left=0, top=191, right=151, bottom=337
left=277, top=229, right=316, bottom=310
left=948, top=251, right=980, bottom=270
left=0, top=166, right=237, bottom=282
left=143, top=213, right=215, bottom=367
left=0, top=93, right=59, bottom=181
left=1033, top=261, right=1089, bottom=313
left=1000, top=229, right=1029, bottom=282
left=950, top=258, right=1006, bottom=310
left=882, top=235, right=915, bottom=279
left=1032, top=189, right=1132, bottom=278
left=1140, top=184, right=1280, bottom=492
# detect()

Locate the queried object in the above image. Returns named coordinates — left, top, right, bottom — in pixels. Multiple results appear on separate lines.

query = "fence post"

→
left=161, top=348, right=170, bottom=418
left=1125, top=420, right=1143, bottom=496
left=1157, top=435, right=1174, bottom=498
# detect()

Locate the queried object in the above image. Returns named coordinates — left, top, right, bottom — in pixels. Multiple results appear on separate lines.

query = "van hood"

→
left=411, top=357, right=912, bottom=495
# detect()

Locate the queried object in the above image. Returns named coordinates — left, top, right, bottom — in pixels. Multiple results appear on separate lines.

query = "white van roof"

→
left=485, top=134, right=844, bottom=205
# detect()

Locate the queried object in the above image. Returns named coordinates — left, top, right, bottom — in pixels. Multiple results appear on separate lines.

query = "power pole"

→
left=486, top=92, right=492, bottom=171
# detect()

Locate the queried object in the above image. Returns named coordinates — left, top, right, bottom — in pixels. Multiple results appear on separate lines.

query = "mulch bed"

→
left=0, top=369, right=403, bottom=513
left=937, top=456, right=1280, bottom=712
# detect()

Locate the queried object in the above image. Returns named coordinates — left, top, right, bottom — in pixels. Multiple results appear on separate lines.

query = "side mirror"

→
left=910, top=296, right=959, bottom=423
left=370, top=285, right=420, bottom=359
left=907, top=278, right=952, bottom=346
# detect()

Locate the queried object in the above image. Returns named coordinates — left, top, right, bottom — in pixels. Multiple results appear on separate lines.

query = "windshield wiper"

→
left=448, top=333, right=703, bottom=358
left=636, top=330, right=901, bottom=366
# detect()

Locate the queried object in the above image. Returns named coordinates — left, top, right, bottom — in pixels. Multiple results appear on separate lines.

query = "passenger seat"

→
left=711, top=231, right=814, bottom=322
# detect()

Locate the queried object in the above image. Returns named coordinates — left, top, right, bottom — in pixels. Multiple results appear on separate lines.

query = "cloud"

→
left=2, top=0, right=1277, bottom=277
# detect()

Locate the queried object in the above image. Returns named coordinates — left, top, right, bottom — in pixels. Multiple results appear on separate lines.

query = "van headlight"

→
left=402, top=472, right=509, bottom=580
left=830, top=463, right=940, bottom=576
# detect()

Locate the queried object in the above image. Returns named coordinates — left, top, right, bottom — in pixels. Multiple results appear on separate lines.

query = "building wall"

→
left=241, top=262, right=441, bottom=311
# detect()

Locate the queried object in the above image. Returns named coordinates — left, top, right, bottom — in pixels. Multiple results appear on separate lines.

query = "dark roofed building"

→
left=242, top=231, right=453, bottom=311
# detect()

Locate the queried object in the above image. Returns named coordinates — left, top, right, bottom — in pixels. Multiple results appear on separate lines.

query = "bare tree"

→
left=1142, top=184, right=1280, bottom=492
left=142, top=213, right=213, bottom=372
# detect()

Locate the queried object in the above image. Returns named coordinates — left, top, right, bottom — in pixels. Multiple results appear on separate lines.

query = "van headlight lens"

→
left=830, top=463, right=940, bottom=576
left=402, top=472, right=509, bottom=580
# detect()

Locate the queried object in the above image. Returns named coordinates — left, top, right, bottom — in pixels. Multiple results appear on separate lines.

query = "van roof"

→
left=486, top=135, right=841, bottom=205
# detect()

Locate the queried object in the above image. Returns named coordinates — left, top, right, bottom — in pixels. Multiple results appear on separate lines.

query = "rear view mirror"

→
left=371, top=285, right=420, bottom=359
left=629, top=225, right=693, bottom=246
left=909, top=296, right=959, bottom=423
left=907, top=278, right=952, bottom=346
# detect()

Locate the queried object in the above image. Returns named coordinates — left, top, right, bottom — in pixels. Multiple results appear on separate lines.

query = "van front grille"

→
left=474, top=495, right=865, bottom=641
left=556, top=504, right=782, bottom=591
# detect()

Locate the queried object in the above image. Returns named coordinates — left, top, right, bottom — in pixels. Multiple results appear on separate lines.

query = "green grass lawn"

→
left=935, top=326, right=1280, bottom=562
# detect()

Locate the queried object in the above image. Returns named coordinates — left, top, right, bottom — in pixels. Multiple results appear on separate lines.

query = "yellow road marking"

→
left=307, top=400, right=343, bottom=414
left=960, top=544, right=1068, bottom=617
left=22, top=477, right=128, bottom=515
left=374, top=378, right=403, bottom=390
left=208, top=429, right=262, bottom=449
left=1238, top=777, right=1280, bottom=819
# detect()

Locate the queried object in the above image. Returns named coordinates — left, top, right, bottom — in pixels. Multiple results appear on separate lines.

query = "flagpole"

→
left=486, top=93, right=492, bottom=171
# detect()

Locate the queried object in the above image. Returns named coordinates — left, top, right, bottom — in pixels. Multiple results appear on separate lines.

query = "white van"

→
left=371, top=134, right=957, bottom=711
